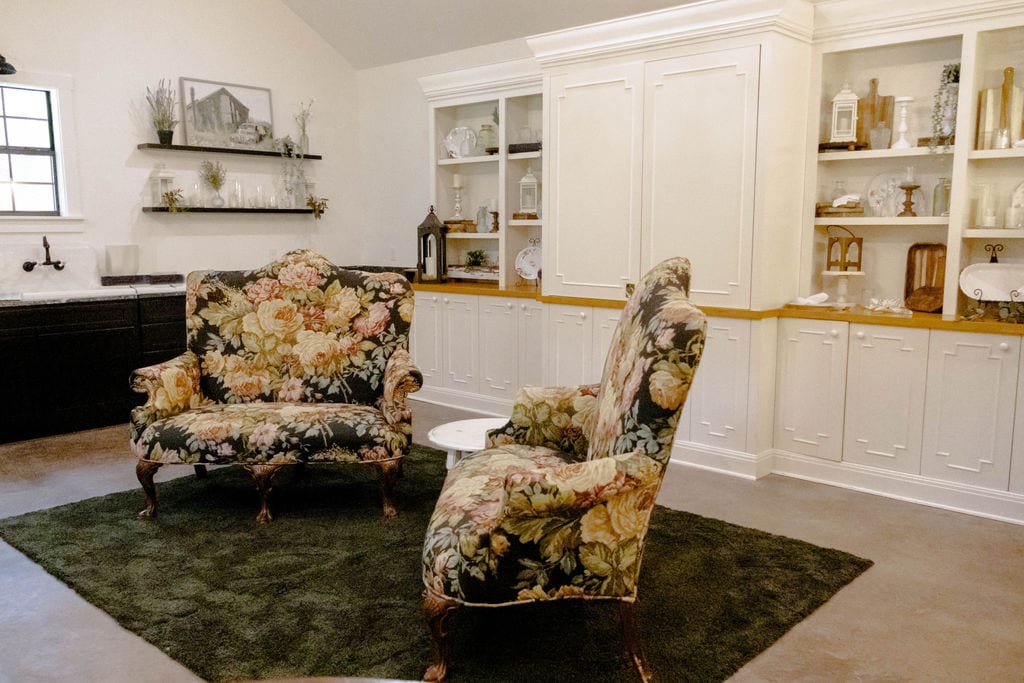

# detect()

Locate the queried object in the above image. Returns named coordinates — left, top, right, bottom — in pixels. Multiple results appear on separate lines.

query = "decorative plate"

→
left=515, top=245, right=542, bottom=280
left=443, top=127, right=477, bottom=158
left=1011, top=180, right=1024, bottom=208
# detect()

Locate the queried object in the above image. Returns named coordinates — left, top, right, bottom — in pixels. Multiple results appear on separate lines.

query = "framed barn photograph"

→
left=179, top=77, right=274, bottom=149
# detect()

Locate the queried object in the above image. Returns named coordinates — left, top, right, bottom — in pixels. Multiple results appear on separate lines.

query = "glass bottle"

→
left=477, top=124, right=497, bottom=154
left=830, top=180, right=847, bottom=202
left=932, top=177, right=951, bottom=217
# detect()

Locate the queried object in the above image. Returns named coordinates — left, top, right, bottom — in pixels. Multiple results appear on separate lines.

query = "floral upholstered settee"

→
left=130, top=250, right=422, bottom=523
left=421, top=257, right=706, bottom=681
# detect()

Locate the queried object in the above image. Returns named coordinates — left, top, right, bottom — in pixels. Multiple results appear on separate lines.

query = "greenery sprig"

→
left=199, top=160, right=226, bottom=191
left=162, top=188, right=185, bottom=212
left=306, top=194, right=328, bottom=219
left=930, top=63, right=960, bottom=150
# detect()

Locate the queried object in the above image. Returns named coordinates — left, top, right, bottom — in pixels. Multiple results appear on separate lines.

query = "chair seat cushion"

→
left=132, top=402, right=409, bottom=465
left=423, top=444, right=591, bottom=604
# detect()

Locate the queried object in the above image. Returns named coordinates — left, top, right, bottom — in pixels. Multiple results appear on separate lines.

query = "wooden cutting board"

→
left=857, top=78, right=894, bottom=147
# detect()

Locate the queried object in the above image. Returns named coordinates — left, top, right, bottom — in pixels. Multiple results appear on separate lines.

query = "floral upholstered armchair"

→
left=130, top=250, right=422, bottom=523
left=421, top=257, right=706, bottom=681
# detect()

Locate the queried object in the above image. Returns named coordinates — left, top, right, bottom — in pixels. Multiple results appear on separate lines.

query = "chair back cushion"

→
left=186, top=250, right=414, bottom=405
left=588, top=257, right=706, bottom=464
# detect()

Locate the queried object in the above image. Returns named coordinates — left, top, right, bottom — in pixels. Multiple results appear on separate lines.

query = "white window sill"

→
left=0, top=215, right=86, bottom=232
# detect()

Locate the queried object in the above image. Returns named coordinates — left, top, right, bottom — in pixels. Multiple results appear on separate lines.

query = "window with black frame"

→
left=0, top=84, right=59, bottom=215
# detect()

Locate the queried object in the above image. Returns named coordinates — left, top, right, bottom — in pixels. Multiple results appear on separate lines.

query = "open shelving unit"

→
left=804, top=18, right=1024, bottom=318
left=420, top=59, right=543, bottom=289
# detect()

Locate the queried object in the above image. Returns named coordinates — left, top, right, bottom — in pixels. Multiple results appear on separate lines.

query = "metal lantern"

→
left=830, top=83, right=859, bottom=143
left=518, top=167, right=539, bottom=217
left=150, top=163, right=175, bottom=206
left=416, top=206, right=449, bottom=283
left=826, top=225, right=863, bottom=272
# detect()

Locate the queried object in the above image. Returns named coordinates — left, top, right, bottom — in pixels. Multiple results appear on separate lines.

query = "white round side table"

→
left=427, top=417, right=509, bottom=469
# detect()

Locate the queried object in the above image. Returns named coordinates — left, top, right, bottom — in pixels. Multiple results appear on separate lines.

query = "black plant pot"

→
left=157, top=129, right=174, bottom=146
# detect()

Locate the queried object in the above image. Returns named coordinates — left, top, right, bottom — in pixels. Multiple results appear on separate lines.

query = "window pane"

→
left=0, top=183, right=12, bottom=211
left=5, top=118, right=50, bottom=148
left=0, top=124, right=6, bottom=145
left=12, top=183, right=56, bottom=212
left=0, top=155, right=9, bottom=181
left=11, top=155, right=53, bottom=183
left=2, top=87, right=48, bottom=119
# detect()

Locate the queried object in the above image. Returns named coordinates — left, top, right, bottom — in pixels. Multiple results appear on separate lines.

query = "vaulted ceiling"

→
left=281, top=0, right=701, bottom=69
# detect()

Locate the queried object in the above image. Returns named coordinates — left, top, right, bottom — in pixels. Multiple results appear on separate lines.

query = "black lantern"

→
left=416, top=206, right=448, bottom=283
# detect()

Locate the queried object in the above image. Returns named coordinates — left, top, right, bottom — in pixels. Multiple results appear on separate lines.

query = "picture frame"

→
left=179, top=77, right=274, bottom=149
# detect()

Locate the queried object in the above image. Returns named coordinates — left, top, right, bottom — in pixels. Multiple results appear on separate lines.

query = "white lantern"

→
left=830, top=84, right=859, bottom=143
left=518, top=167, right=538, bottom=217
left=149, top=163, right=176, bottom=206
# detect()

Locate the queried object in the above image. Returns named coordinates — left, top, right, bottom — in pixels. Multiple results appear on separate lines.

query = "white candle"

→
left=452, top=173, right=461, bottom=188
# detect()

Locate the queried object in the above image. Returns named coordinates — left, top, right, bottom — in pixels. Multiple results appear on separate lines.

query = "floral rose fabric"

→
left=130, top=250, right=421, bottom=466
left=423, top=257, right=705, bottom=605
left=187, top=250, right=414, bottom=406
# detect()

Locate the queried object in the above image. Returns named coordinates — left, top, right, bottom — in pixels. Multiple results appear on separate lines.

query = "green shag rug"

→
left=0, top=445, right=871, bottom=682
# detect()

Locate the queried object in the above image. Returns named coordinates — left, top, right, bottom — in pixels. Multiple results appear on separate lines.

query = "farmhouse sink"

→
left=959, top=262, right=1024, bottom=302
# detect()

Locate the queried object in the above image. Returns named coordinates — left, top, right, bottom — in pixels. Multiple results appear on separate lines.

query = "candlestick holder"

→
left=451, top=184, right=464, bottom=220
left=891, top=96, right=914, bottom=149
left=897, top=182, right=920, bottom=217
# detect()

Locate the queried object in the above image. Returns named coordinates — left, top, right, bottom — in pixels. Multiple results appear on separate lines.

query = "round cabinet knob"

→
left=506, top=302, right=513, bottom=309
left=431, top=296, right=438, bottom=302
left=999, top=342, right=1010, bottom=351
left=443, top=297, right=449, bottom=304
left=830, top=329, right=839, bottom=337
left=520, top=304, right=526, bottom=310
left=856, top=331, right=865, bottom=339
left=580, top=311, right=587, bottom=319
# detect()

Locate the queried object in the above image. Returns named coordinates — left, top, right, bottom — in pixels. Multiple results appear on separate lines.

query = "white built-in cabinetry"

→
left=843, top=324, right=929, bottom=474
left=921, top=331, right=1020, bottom=490
left=544, top=304, right=621, bottom=386
left=532, top=1, right=812, bottom=308
left=412, top=291, right=544, bottom=412
left=773, top=318, right=1023, bottom=497
left=774, top=318, right=850, bottom=462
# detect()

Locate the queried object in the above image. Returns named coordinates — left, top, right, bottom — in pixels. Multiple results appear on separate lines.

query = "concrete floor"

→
left=1, top=398, right=1023, bottom=682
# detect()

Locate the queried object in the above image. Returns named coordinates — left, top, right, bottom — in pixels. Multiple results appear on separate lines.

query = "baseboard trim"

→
left=411, top=387, right=511, bottom=417
left=771, top=449, right=1024, bottom=526
left=670, top=441, right=773, bottom=480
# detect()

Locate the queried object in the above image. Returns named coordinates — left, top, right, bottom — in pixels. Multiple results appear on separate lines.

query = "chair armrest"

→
left=502, top=451, right=662, bottom=518
left=129, top=351, right=205, bottom=439
left=485, top=384, right=599, bottom=458
left=380, top=348, right=423, bottom=426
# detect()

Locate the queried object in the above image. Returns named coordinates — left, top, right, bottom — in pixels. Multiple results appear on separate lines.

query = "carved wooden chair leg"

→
left=193, top=464, right=208, bottom=478
left=373, top=459, right=401, bottom=518
left=423, top=592, right=459, bottom=682
left=136, top=460, right=163, bottom=518
left=620, top=600, right=652, bottom=683
left=245, top=464, right=282, bottom=524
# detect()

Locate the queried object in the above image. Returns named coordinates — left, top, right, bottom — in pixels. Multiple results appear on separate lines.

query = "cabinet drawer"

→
left=141, top=320, right=186, bottom=352
left=139, top=294, right=186, bottom=322
left=0, top=299, right=138, bottom=334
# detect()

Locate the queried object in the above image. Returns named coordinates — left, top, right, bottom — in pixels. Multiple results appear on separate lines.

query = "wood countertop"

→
left=410, top=283, right=1024, bottom=336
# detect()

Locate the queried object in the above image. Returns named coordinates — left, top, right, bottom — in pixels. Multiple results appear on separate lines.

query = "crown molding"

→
left=812, top=0, right=1024, bottom=44
left=418, top=58, right=541, bottom=102
left=527, top=0, right=814, bottom=68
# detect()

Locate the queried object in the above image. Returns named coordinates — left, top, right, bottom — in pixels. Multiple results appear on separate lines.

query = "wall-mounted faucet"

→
left=22, top=236, right=65, bottom=271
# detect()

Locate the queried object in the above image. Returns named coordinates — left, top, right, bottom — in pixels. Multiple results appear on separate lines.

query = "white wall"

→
left=353, top=40, right=531, bottom=267
left=1, top=0, right=358, bottom=273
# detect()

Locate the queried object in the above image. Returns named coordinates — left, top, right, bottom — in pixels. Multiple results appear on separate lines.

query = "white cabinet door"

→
left=517, top=299, right=546, bottom=388
left=478, top=297, right=518, bottom=400
left=689, top=317, right=750, bottom=452
left=590, top=307, right=622, bottom=384
left=642, top=46, right=759, bottom=309
left=843, top=324, right=928, bottom=474
left=441, top=294, right=479, bottom=394
left=546, top=304, right=594, bottom=386
left=774, top=318, right=849, bottom=461
left=411, top=292, right=443, bottom=387
left=1011, top=357, right=1024, bottom=495
left=921, top=331, right=1020, bottom=490
left=544, top=63, right=644, bottom=300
